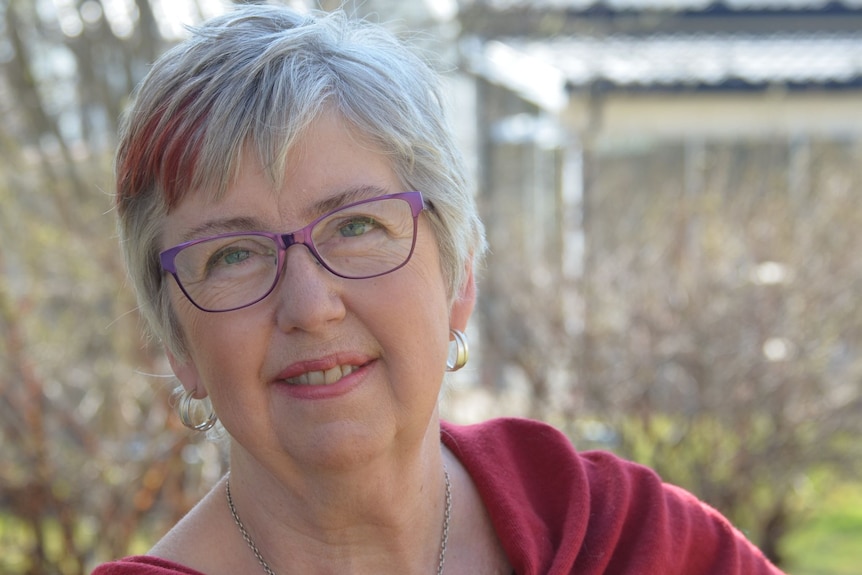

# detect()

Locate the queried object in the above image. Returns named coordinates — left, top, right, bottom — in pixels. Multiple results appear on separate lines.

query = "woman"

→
left=94, top=5, right=784, bottom=574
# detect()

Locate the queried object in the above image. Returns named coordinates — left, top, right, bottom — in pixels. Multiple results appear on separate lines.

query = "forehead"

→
left=161, top=112, right=404, bottom=246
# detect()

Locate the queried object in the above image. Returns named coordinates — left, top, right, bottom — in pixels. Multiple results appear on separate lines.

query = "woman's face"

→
left=161, top=112, right=474, bottom=473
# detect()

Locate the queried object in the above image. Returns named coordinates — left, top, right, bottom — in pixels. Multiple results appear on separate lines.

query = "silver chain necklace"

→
left=225, top=466, right=452, bottom=575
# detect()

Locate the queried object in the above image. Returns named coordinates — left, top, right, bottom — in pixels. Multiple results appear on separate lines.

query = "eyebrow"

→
left=305, top=185, right=392, bottom=220
left=180, top=216, right=265, bottom=243
left=179, top=185, right=393, bottom=243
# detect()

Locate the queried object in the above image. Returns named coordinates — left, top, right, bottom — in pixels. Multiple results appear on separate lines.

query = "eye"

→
left=338, top=217, right=378, bottom=238
left=207, top=247, right=250, bottom=269
left=223, top=249, right=250, bottom=265
left=202, top=238, right=275, bottom=273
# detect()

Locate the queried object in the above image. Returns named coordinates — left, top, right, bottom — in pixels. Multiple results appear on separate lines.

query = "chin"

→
left=277, top=418, right=395, bottom=472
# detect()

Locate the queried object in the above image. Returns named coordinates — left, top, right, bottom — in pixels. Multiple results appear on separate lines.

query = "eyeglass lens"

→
left=170, top=195, right=417, bottom=311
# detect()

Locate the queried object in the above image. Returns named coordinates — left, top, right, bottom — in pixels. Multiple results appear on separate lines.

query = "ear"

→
left=449, top=261, right=476, bottom=332
left=166, top=348, right=208, bottom=399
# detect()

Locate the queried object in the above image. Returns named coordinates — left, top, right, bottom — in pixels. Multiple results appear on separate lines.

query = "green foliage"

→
left=606, top=412, right=860, bottom=551
left=782, top=482, right=862, bottom=575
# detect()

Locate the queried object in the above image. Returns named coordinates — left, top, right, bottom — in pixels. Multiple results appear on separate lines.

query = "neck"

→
left=225, top=427, right=449, bottom=574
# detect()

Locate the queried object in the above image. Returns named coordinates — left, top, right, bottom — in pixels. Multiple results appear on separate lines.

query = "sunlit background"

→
left=1, top=0, right=861, bottom=573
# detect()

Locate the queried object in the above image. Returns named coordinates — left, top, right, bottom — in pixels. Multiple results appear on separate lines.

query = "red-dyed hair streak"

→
left=116, top=89, right=208, bottom=216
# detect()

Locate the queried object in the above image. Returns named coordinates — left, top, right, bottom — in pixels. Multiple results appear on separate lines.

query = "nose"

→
left=273, top=243, right=346, bottom=333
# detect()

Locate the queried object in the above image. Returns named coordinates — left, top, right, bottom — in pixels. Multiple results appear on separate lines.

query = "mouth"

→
left=283, top=364, right=359, bottom=386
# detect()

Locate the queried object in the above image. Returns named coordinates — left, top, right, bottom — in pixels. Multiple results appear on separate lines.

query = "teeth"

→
left=287, top=365, right=356, bottom=386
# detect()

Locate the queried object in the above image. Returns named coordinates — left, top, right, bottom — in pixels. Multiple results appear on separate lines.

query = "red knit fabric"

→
left=440, top=417, right=785, bottom=575
left=92, top=556, right=204, bottom=575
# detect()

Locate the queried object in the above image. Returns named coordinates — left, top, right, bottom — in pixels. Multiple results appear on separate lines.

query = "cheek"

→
left=179, top=307, right=269, bottom=380
left=391, top=253, right=452, bottom=366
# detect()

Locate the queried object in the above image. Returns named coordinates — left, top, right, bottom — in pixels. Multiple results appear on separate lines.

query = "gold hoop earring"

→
left=446, top=329, right=469, bottom=372
left=178, top=389, right=217, bottom=431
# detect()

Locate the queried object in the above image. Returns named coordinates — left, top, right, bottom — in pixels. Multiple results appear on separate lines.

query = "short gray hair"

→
left=115, top=4, right=486, bottom=358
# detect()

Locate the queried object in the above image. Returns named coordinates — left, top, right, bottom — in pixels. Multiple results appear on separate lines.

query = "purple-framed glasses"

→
left=160, top=191, right=426, bottom=312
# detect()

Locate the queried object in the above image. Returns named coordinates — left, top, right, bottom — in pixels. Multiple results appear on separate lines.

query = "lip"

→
left=272, top=354, right=374, bottom=401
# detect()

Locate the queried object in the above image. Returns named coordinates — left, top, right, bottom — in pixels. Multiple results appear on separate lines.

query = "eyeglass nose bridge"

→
left=275, top=227, right=327, bottom=272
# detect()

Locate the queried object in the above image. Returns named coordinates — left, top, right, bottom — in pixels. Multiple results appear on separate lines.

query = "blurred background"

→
left=1, top=0, right=861, bottom=573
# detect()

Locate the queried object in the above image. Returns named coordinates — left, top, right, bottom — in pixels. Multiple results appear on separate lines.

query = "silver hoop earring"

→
left=178, top=389, right=218, bottom=431
left=446, top=329, right=469, bottom=372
